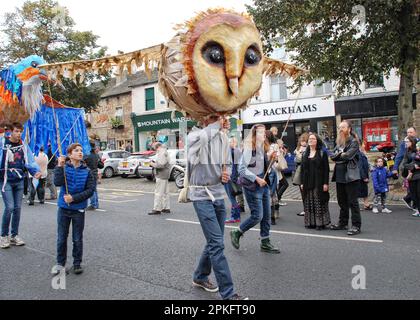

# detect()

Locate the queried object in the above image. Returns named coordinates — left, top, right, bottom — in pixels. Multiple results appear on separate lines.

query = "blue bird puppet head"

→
left=0, top=55, right=48, bottom=123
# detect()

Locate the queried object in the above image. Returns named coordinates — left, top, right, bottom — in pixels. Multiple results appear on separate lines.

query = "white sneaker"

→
left=382, top=208, right=392, bottom=214
left=279, top=201, right=287, bottom=206
left=372, top=207, right=379, bottom=214
left=0, top=236, right=10, bottom=249
left=10, top=236, right=25, bottom=246
left=412, top=211, right=420, bottom=217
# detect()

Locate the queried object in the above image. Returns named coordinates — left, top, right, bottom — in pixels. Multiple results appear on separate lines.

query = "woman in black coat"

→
left=300, top=133, right=331, bottom=230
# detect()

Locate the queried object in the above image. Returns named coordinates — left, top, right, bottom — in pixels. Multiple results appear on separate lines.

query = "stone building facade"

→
left=86, top=77, right=134, bottom=151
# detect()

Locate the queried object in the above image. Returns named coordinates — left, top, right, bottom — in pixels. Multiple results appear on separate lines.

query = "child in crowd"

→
left=371, top=157, right=393, bottom=214
left=52, top=143, right=95, bottom=275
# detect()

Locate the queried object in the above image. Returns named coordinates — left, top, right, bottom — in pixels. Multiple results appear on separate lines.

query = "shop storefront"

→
left=242, top=96, right=336, bottom=151
left=131, top=111, right=196, bottom=152
left=335, top=92, right=410, bottom=151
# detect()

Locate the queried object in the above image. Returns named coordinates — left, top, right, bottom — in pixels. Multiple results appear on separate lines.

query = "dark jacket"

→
left=331, top=135, right=361, bottom=183
left=301, top=149, right=329, bottom=193
left=47, top=148, right=57, bottom=170
left=402, top=149, right=420, bottom=180
left=393, top=138, right=419, bottom=172
left=54, top=161, right=95, bottom=211
left=84, top=152, right=101, bottom=181
left=358, top=151, right=369, bottom=181
left=230, top=147, right=242, bottom=183
left=372, top=166, right=393, bottom=193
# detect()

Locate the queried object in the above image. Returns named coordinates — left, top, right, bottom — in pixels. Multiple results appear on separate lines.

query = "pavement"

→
left=1, top=176, right=419, bottom=300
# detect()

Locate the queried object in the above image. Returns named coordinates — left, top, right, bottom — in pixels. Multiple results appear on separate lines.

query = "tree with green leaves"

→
left=247, top=0, right=419, bottom=138
left=0, top=0, right=109, bottom=112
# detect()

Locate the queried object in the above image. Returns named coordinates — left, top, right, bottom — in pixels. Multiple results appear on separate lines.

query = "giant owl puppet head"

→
left=40, top=8, right=307, bottom=122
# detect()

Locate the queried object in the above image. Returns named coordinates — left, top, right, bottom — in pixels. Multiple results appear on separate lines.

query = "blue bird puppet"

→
left=0, top=55, right=47, bottom=124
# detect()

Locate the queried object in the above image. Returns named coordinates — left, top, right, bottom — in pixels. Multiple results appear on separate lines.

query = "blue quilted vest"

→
left=57, top=163, right=90, bottom=210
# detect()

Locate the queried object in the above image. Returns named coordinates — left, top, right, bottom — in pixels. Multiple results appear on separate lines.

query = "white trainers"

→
left=10, top=236, right=25, bottom=246
left=372, top=207, right=379, bottom=214
left=279, top=201, right=287, bottom=206
left=382, top=208, right=392, bottom=214
left=0, top=236, right=10, bottom=249
left=412, top=211, right=420, bottom=217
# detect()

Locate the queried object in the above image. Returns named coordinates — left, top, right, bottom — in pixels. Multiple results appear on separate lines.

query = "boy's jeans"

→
left=57, top=207, right=85, bottom=267
left=373, top=192, right=387, bottom=210
left=1, top=180, right=24, bottom=237
left=193, top=199, right=235, bottom=300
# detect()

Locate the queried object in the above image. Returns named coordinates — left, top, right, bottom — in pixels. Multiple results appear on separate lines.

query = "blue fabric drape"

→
left=23, top=104, right=90, bottom=156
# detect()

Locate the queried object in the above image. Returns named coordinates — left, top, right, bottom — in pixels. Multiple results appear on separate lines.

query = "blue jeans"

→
left=89, top=189, right=99, bottom=209
left=268, top=171, right=278, bottom=196
left=224, top=182, right=239, bottom=207
left=240, top=185, right=271, bottom=239
left=1, top=180, right=24, bottom=237
left=193, top=199, right=235, bottom=300
left=57, top=207, right=85, bottom=267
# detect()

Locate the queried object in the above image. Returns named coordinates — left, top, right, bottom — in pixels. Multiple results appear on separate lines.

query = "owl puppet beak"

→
left=228, top=77, right=239, bottom=97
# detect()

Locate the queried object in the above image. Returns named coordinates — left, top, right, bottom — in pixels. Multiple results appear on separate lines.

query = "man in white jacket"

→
left=148, top=143, right=171, bottom=215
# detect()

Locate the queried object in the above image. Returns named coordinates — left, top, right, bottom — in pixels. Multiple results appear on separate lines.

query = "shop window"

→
left=145, top=87, right=155, bottom=111
left=270, top=75, right=287, bottom=101
left=317, top=119, right=335, bottom=149
left=361, top=116, right=398, bottom=151
left=314, top=79, right=333, bottom=96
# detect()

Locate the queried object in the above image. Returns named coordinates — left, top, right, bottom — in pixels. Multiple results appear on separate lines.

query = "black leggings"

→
left=409, top=180, right=420, bottom=210
left=277, top=177, right=289, bottom=201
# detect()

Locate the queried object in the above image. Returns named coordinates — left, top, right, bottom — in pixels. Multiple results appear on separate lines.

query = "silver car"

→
left=99, top=150, right=131, bottom=178
left=137, top=149, right=185, bottom=181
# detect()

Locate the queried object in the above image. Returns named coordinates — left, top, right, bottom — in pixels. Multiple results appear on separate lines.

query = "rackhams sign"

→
left=243, top=97, right=335, bottom=124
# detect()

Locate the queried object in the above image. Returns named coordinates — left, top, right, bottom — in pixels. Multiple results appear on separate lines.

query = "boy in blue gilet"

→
left=52, top=143, right=95, bottom=275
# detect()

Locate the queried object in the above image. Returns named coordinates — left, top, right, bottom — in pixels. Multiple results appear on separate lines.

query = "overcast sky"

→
left=2, top=0, right=252, bottom=54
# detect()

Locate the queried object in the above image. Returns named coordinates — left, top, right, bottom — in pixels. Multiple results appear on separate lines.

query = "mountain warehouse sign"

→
left=134, top=111, right=196, bottom=132
left=243, top=96, right=335, bottom=124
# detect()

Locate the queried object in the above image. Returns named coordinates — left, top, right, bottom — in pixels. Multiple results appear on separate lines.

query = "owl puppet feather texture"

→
left=40, top=8, right=307, bottom=122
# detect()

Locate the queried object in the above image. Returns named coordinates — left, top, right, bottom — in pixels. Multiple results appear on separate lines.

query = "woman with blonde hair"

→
left=230, top=124, right=280, bottom=254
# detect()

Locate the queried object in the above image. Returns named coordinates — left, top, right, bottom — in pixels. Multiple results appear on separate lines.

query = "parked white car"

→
left=117, top=151, right=156, bottom=178
left=129, top=149, right=185, bottom=181
left=99, top=150, right=131, bottom=178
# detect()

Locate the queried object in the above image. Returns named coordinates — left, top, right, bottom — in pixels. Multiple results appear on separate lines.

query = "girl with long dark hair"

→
left=300, top=133, right=331, bottom=230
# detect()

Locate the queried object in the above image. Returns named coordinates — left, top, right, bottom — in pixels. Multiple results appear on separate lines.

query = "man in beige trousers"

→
left=148, top=143, right=171, bottom=215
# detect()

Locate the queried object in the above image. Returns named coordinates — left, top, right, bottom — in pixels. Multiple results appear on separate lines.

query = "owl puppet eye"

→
left=244, top=45, right=261, bottom=67
left=201, top=42, right=225, bottom=66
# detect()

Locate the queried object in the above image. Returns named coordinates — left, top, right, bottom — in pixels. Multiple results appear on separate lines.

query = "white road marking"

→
left=99, top=199, right=137, bottom=203
left=44, top=201, right=107, bottom=212
left=98, top=188, right=144, bottom=194
left=166, top=218, right=384, bottom=244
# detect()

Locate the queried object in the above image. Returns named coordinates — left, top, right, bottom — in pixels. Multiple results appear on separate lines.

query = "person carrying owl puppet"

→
left=187, top=115, right=248, bottom=300
left=38, top=8, right=307, bottom=299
